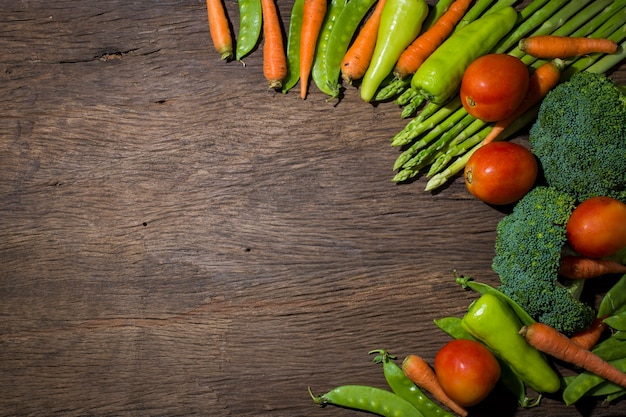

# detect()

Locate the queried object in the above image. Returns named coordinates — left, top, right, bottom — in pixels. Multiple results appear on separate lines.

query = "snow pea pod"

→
left=462, top=293, right=561, bottom=394
left=236, top=0, right=262, bottom=61
left=310, top=385, right=425, bottom=417
left=281, top=0, right=305, bottom=93
left=370, top=350, right=454, bottom=417
left=318, top=0, right=378, bottom=98
left=312, top=0, right=348, bottom=98
left=360, top=0, right=428, bottom=102
left=411, top=6, right=518, bottom=104
left=598, top=273, right=626, bottom=317
left=563, top=357, right=626, bottom=405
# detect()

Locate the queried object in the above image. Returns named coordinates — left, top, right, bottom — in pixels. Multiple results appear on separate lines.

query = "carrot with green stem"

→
left=206, top=0, right=234, bottom=60
left=481, top=58, right=564, bottom=145
left=260, top=0, right=287, bottom=90
left=519, top=35, right=619, bottom=59
left=299, top=0, right=327, bottom=99
left=520, top=322, right=626, bottom=389
left=340, top=0, right=387, bottom=84
left=402, top=354, right=469, bottom=417
left=394, top=0, right=473, bottom=79
left=558, top=256, right=626, bottom=280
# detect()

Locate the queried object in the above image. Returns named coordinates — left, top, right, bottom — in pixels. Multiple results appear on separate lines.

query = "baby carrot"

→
left=481, top=59, right=564, bottom=145
left=260, top=0, right=287, bottom=89
left=520, top=322, right=626, bottom=389
left=340, top=0, right=387, bottom=84
left=570, top=316, right=608, bottom=350
left=558, top=256, right=626, bottom=280
left=394, top=0, right=472, bottom=79
left=402, top=354, right=468, bottom=417
left=519, top=35, right=619, bottom=59
left=299, top=0, right=328, bottom=99
left=206, top=0, right=234, bottom=60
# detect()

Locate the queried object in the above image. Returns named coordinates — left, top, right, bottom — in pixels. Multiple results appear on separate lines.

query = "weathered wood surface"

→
left=1, top=1, right=624, bottom=416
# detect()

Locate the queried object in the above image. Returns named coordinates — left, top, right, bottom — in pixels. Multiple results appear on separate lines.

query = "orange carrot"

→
left=559, top=256, right=626, bottom=280
left=520, top=322, right=626, bottom=389
left=519, top=35, right=619, bottom=59
left=570, top=316, right=609, bottom=350
left=340, top=0, right=387, bottom=84
left=481, top=58, right=564, bottom=145
left=261, top=0, right=287, bottom=90
left=402, top=354, right=468, bottom=417
left=299, top=0, right=328, bottom=99
left=394, top=0, right=472, bottom=79
left=206, top=0, right=233, bottom=60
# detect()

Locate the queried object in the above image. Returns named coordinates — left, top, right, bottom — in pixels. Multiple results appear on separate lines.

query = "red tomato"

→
left=460, top=54, right=529, bottom=122
left=434, top=339, right=501, bottom=407
left=464, top=141, right=538, bottom=205
left=566, top=196, right=626, bottom=258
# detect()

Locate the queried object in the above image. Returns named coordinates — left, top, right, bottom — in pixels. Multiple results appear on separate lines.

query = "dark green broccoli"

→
left=528, top=71, right=626, bottom=204
left=493, top=186, right=595, bottom=336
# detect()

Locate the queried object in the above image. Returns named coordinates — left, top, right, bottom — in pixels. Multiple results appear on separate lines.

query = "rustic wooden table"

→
left=1, top=1, right=625, bottom=416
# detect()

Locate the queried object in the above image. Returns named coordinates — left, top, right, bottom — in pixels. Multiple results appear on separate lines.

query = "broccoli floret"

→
left=493, top=186, right=595, bottom=336
left=528, top=71, right=626, bottom=204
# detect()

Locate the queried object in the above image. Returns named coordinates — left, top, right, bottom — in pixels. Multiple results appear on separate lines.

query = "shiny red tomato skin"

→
left=566, top=196, right=626, bottom=258
left=434, top=339, right=501, bottom=407
left=460, top=54, right=529, bottom=122
left=464, top=142, right=538, bottom=205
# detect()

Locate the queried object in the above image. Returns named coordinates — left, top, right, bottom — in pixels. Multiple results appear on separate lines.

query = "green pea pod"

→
left=312, top=0, right=348, bottom=98
left=598, top=273, right=626, bottom=318
left=318, top=0, right=378, bottom=98
left=370, top=350, right=453, bottom=417
left=360, top=0, right=429, bottom=102
left=562, top=357, right=626, bottom=405
left=434, top=316, right=541, bottom=408
left=461, top=293, right=561, bottom=394
left=235, top=0, right=262, bottom=61
left=411, top=6, right=518, bottom=104
left=310, top=385, right=425, bottom=417
left=281, top=0, right=305, bottom=94
left=604, top=311, right=626, bottom=331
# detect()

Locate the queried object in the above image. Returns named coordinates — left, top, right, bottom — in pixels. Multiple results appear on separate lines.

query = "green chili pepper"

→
left=360, top=0, right=429, bottom=103
left=461, top=293, right=561, bottom=394
left=370, top=350, right=453, bottom=417
left=312, top=0, right=348, bottom=98
left=317, top=0, right=378, bottom=98
left=281, top=0, right=305, bottom=94
left=434, top=316, right=541, bottom=408
left=598, top=273, right=626, bottom=318
left=411, top=6, right=518, bottom=104
left=309, top=385, right=424, bottom=417
left=235, top=0, right=262, bottom=61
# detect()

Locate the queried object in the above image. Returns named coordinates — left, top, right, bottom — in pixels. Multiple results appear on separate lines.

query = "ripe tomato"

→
left=434, top=339, right=500, bottom=407
left=460, top=54, right=529, bottom=122
left=566, top=196, right=626, bottom=258
left=464, top=141, right=538, bottom=205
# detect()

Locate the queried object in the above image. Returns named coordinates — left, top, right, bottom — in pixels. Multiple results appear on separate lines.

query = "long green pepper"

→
left=411, top=6, right=518, bottom=104
left=235, top=0, right=262, bottom=61
left=370, top=350, right=454, bottom=417
left=310, top=385, right=425, bottom=417
left=360, top=0, right=429, bottom=103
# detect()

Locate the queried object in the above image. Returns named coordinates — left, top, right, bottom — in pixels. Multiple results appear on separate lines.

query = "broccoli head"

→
left=493, top=186, right=595, bottom=336
left=528, top=71, right=626, bottom=204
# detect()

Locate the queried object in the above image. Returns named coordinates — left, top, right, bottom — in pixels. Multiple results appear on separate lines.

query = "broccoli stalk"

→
left=528, top=71, right=626, bottom=204
left=492, top=186, right=596, bottom=336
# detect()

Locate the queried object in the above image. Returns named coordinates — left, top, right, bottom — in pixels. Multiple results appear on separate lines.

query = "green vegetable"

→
left=370, top=350, right=453, bottom=417
left=599, top=274, right=626, bottom=318
left=235, top=0, right=262, bottom=61
left=461, top=293, right=561, bottom=394
left=528, top=71, right=626, bottom=204
left=309, top=385, right=425, bottom=417
left=492, top=186, right=595, bottom=336
left=562, top=357, right=626, bottom=405
left=410, top=6, right=517, bottom=104
left=281, top=0, right=304, bottom=94
left=311, top=0, right=347, bottom=98
left=360, top=0, right=429, bottom=103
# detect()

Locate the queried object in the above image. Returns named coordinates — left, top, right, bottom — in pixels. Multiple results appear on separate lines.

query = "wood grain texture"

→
left=1, top=1, right=624, bottom=416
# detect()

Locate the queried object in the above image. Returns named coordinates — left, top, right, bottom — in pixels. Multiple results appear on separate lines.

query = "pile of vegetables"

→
left=205, top=0, right=625, bottom=191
